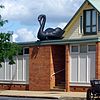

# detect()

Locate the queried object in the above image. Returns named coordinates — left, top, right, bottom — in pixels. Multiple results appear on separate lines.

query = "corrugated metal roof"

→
left=87, top=0, right=100, bottom=12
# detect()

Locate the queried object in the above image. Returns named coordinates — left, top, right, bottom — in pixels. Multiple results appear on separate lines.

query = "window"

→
left=83, top=10, right=97, bottom=34
left=0, top=55, right=29, bottom=83
left=24, top=48, right=29, bottom=54
left=80, top=45, right=87, bottom=53
left=18, top=48, right=29, bottom=55
left=71, top=45, right=78, bottom=53
left=88, top=45, right=96, bottom=52
left=98, top=14, right=100, bottom=31
left=0, top=47, right=29, bottom=83
left=70, top=44, right=96, bottom=84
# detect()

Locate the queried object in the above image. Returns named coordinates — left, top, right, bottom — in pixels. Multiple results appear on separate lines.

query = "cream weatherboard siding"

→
left=0, top=48, right=29, bottom=84
left=70, top=44, right=96, bottom=86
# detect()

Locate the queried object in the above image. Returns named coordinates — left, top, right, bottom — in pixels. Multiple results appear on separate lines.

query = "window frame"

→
left=98, top=14, right=100, bottom=32
left=83, top=9, right=97, bottom=35
left=23, top=47, right=29, bottom=55
left=88, top=44, right=96, bottom=53
left=70, top=45, right=79, bottom=54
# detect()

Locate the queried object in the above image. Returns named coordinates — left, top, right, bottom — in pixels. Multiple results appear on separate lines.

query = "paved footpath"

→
left=0, top=97, right=57, bottom=100
left=0, top=90, right=86, bottom=100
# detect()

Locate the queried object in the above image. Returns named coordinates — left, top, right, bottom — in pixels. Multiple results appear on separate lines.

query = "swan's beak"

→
left=38, top=15, right=42, bottom=21
left=38, top=14, right=45, bottom=21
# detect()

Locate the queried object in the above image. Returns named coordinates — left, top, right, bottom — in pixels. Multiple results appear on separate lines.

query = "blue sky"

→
left=0, top=0, right=84, bottom=42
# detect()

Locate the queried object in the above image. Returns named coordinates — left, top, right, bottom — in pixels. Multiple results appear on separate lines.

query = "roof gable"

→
left=63, top=0, right=100, bottom=38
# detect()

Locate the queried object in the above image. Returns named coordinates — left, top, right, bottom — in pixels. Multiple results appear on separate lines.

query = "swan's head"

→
left=38, top=14, right=46, bottom=21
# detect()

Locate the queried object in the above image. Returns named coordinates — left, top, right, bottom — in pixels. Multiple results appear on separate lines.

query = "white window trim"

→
left=0, top=80, right=29, bottom=84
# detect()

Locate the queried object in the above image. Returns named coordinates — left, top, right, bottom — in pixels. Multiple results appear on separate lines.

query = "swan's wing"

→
left=52, top=28, right=64, bottom=37
left=45, top=28, right=54, bottom=33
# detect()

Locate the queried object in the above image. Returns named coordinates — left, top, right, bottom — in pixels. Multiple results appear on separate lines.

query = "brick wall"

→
left=29, top=46, right=51, bottom=91
left=70, top=86, right=89, bottom=92
left=0, top=84, right=29, bottom=90
left=96, top=42, right=100, bottom=79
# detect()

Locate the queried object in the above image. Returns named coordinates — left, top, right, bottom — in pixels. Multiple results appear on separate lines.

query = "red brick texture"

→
left=96, top=42, right=100, bottom=79
left=29, top=46, right=51, bottom=91
left=0, top=84, right=29, bottom=90
left=50, top=45, right=65, bottom=88
left=70, top=86, right=89, bottom=92
left=29, top=45, right=65, bottom=91
left=65, top=45, right=70, bottom=92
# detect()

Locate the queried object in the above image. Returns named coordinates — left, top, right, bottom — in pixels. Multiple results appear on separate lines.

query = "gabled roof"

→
left=63, top=0, right=100, bottom=31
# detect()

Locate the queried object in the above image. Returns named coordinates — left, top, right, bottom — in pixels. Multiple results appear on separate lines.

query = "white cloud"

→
left=0, top=0, right=85, bottom=42
left=13, top=34, right=18, bottom=42
left=13, top=28, right=37, bottom=42
left=1, top=0, right=85, bottom=25
left=57, top=22, right=67, bottom=29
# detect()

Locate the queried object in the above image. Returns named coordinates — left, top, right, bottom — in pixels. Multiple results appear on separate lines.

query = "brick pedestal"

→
left=29, top=46, right=51, bottom=91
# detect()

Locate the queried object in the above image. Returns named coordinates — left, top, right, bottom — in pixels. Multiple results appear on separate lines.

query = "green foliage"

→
left=0, top=33, right=20, bottom=66
left=0, top=18, right=8, bottom=27
left=0, top=5, right=20, bottom=66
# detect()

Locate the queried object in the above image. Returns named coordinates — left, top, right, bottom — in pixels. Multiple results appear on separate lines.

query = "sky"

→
left=0, top=0, right=85, bottom=42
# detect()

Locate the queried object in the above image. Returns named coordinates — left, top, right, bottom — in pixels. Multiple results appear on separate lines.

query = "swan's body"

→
left=37, top=14, right=64, bottom=41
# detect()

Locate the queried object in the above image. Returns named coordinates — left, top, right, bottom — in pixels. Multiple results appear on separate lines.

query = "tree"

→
left=0, top=5, right=20, bottom=67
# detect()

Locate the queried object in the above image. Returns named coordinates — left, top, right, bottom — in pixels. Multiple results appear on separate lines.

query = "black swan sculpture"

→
left=37, top=14, right=64, bottom=41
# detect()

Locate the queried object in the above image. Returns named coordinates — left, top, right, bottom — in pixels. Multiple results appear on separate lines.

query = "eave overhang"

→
left=18, top=37, right=100, bottom=46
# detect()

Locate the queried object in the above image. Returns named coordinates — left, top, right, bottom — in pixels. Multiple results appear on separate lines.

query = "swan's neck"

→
left=39, top=16, right=46, bottom=32
left=37, top=15, right=46, bottom=40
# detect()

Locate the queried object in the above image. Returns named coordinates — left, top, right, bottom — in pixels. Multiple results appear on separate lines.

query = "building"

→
left=0, top=0, right=99, bottom=92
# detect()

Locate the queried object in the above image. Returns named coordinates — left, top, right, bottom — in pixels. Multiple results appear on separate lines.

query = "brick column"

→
left=65, top=45, right=70, bottom=92
left=29, top=46, right=51, bottom=91
left=96, top=42, right=100, bottom=79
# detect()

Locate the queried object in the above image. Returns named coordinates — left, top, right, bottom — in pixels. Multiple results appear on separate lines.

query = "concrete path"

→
left=0, top=90, right=86, bottom=100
